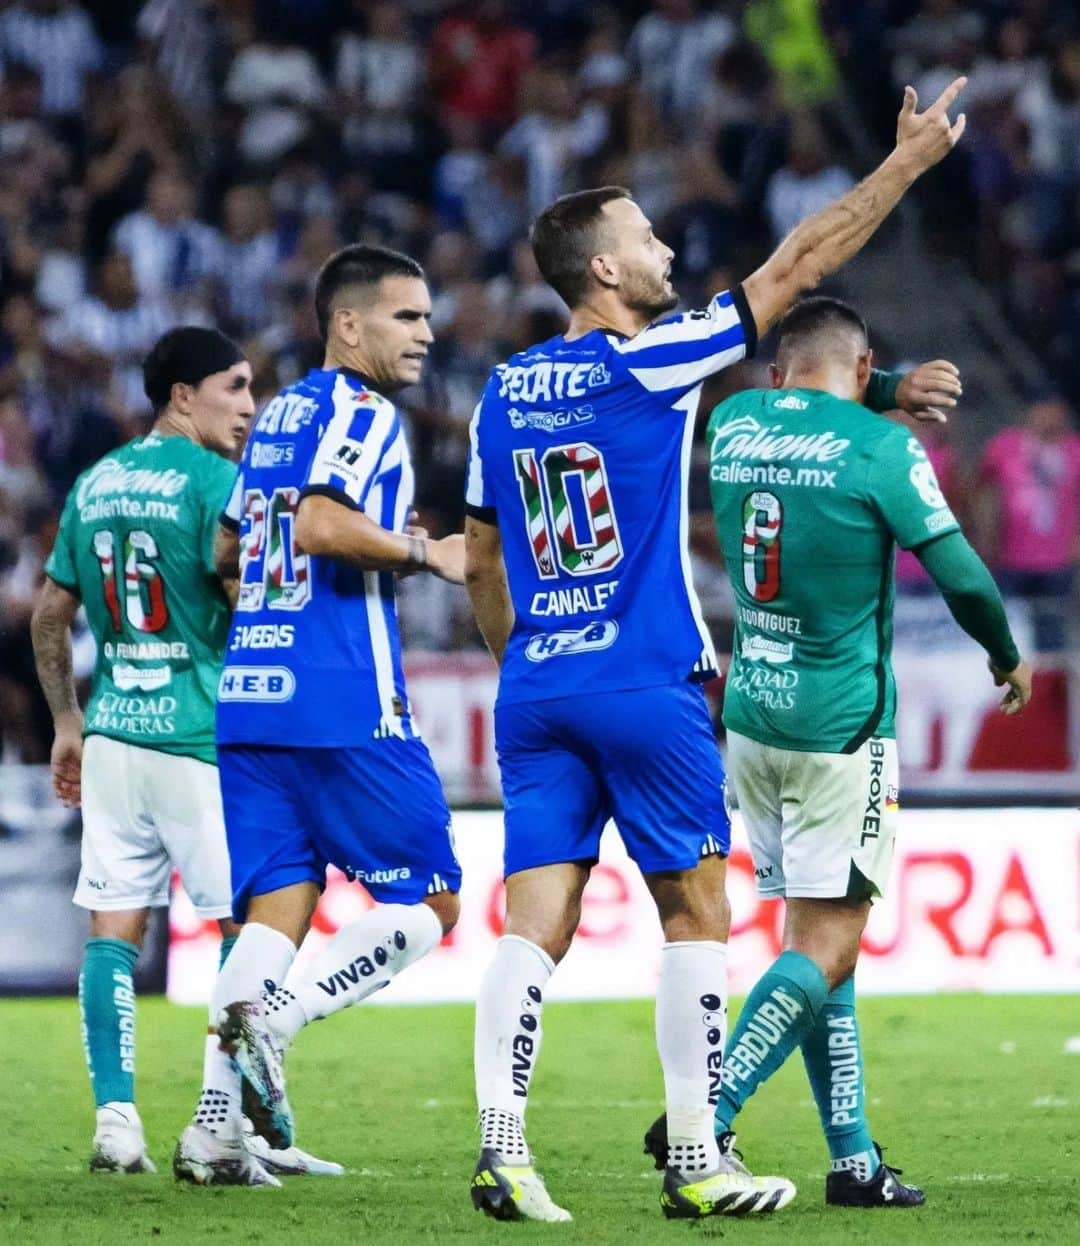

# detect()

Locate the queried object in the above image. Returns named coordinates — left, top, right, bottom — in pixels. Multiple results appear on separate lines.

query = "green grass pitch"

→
left=3, top=995, right=1077, bottom=1244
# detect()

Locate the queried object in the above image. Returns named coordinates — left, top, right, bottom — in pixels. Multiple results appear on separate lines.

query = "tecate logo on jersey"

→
left=218, top=666, right=296, bottom=701
left=496, top=360, right=611, bottom=404
left=525, top=621, right=619, bottom=662
left=710, top=414, right=850, bottom=464
left=75, top=460, right=189, bottom=508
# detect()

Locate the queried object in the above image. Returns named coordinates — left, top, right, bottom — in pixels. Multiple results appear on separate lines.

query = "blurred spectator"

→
left=136, top=0, right=226, bottom=121
left=499, top=65, right=608, bottom=215
left=213, top=184, right=280, bottom=337
left=112, top=168, right=221, bottom=304
left=0, top=0, right=103, bottom=121
left=765, top=113, right=855, bottom=243
left=429, top=0, right=536, bottom=135
left=47, top=250, right=174, bottom=419
left=626, top=0, right=735, bottom=124
left=224, top=23, right=326, bottom=164
left=976, top=392, right=1080, bottom=651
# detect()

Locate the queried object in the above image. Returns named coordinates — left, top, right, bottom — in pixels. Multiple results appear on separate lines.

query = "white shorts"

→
left=726, top=731, right=899, bottom=901
left=74, top=735, right=232, bottom=918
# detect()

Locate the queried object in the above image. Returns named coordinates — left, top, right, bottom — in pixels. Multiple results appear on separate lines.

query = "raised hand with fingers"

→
left=895, top=76, right=967, bottom=175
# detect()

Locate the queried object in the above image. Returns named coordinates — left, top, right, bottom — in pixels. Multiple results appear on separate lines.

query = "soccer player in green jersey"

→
left=30, top=328, right=332, bottom=1183
left=668, top=297, right=1030, bottom=1206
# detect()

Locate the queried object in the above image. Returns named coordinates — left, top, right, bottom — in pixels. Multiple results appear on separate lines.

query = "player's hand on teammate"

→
left=989, top=658, right=1033, bottom=716
left=399, top=509, right=429, bottom=578
left=427, top=533, right=466, bottom=585
left=895, top=76, right=967, bottom=175
left=50, top=713, right=83, bottom=807
left=897, top=360, right=962, bottom=424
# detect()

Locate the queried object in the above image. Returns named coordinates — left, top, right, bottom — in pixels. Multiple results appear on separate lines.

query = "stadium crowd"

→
left=0, top=0, right=1077, bottom=762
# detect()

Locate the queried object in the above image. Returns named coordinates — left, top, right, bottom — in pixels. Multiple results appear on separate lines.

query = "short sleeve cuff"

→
left=730, top=283, right=758, bottom=360
left=465, top=503, right=497, bottom=524
left=297, top=483, right=362, bottom=511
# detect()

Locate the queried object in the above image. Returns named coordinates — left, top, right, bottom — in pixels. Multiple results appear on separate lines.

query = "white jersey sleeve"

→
left=221, top=467, right=244, bottom=529
left=611, top=285, right=756, bottom=395
left=464, top=400, right=496, bottom=517
left=302, top=374, right=398, bottom=509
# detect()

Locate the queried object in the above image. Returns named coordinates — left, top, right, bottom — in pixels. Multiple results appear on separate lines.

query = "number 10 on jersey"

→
left=742, top=490, right=782, bottom=602
left=514, top=442, right=624, bottom=579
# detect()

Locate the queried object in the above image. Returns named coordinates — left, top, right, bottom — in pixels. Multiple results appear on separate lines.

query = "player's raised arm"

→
left=31, top=576, right=84, bottom=806
left=742, top=78, right=967, bottom=336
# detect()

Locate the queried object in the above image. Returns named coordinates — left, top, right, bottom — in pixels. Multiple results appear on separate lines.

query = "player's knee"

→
left=424, top=890, right=460, bottom=936
left=89, top=909, right=149, bottom=947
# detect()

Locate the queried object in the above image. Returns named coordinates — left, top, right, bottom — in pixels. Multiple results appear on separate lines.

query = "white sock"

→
left=474, top=935, right=555, bottom=1162
left=196, top=923, right=297, bottom=1139
left=831, top=1150, right=879, bottom=1182
left=656, top=940, right=727, bottom=1174
left=264, top=904, right=443, bottom=1041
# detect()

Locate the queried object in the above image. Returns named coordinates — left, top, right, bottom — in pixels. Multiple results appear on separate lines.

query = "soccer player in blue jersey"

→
left=463, top=79, right=968, bottom=1221
left=175, top=244, right=465, bottom=1171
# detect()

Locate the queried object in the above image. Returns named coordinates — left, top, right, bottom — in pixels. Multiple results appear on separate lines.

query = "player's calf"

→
left=217, top=1000, right=293, bottom=1150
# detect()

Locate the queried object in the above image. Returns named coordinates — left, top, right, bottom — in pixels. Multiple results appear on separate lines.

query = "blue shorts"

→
left=494, top=682, right=730, bottom=878
left=218, top=736, right=460, bottom=921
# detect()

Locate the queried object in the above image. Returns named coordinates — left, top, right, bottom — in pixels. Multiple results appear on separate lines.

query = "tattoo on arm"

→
left=31, top=608, right=79, bottom=719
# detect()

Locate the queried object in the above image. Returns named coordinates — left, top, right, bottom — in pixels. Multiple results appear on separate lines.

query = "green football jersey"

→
left=707, top=388, right=960, bottom=753
left=45, top=432, right=237, bottom=763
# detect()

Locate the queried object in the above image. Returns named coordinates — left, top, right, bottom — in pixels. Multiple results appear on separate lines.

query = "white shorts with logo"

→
left=74, top=735, right=232, bottom=918
left=726, top=730, right=899, bottom=901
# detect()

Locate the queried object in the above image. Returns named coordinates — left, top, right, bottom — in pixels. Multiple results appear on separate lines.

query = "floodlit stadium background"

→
left=0, top=1, right=1077, bottom=1001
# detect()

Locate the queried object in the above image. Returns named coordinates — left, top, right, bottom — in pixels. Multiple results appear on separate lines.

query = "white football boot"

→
left=172, top=1123, right=281, bottom=1187
left=242, top=1118, right=345, bottom=1177
left=89, top=1102, right=156, bottom=1173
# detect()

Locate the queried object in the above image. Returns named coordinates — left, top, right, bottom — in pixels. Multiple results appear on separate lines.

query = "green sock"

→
left=219, top=934, right=238, bottom=970
left=800, top=975, right=879, bottom=1175
left=714, top=950, right=828, bottom=1132
left=79, top=937, right=140, bottom=1107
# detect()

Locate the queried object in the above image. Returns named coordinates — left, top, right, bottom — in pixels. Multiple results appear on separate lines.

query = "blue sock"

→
left=800, top=975, right=879, bottom=1175
left=714, top=950, right=828, bottom=1132
left=79, top=937, right=140, bottom=1107
left=218, top=934, right=238, bottom=970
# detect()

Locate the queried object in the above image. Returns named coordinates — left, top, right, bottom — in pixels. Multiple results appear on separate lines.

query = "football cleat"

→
left=89, top=1102, right=156, bottom=1174
left=243, top=1119, right=345, bottom=1177
left=172, top=1124, right=281, bottom=1187
left=216, top=1000, right=293, bottom=1151
left=660, top=1161, right=796, bottom=1218
left=826, top=1145, right=925, bottom=1208
left=471, top=1147, right=572, bottom=1222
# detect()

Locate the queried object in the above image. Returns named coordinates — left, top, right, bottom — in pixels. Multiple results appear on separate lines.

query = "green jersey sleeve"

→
left=43, top=488, right=81, bottom=592
left=198, top=456, right=239, bottom=575
left=865, top=425, right=960, bottom=550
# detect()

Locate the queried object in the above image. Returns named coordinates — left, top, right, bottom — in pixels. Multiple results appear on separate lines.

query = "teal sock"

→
left=79, top=937, right=140, bottom=1108
left=800, top=975, right=879, bottom=1173
left=714, top=950, right=829, bottom=1132
left=218, top=934, right=238, bottom=970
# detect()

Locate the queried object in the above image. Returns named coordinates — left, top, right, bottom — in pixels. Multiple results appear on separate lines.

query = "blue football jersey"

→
left=465, top=287, right=755, bottom=704
left=217, top=367, right=415, bottom=747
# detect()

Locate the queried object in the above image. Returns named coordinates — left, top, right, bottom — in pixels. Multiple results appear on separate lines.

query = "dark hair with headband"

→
left=143, top=327, right=246, bottom=413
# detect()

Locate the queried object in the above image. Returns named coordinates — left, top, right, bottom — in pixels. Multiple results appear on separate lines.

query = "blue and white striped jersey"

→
left=217, top=367, right=416, bottom=747
left=466, top=287, right=755, bottom=704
